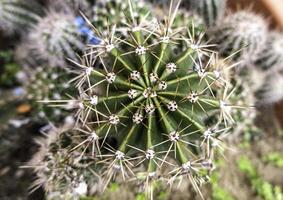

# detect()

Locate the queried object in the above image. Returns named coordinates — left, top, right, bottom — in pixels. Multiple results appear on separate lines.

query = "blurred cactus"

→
left=28, top=127, right=99, bottom=199
left=26, top=9, right=85, bottom=67
left=35, top=1, right=239, bottom=198
left=255, top=74, right=283, bottom=105
left=49, top=0, right=92, bottom=16
left=0, top=0, right=40, bottom=34
left=0, top=50, right=21, bottom=88
left=211, top=11, right=268, bottom=64
left=25, top=67, right=74, bottom=122
left=255, top=32, right=283, bottom=73
left=185, top=0, right=227, bottom=27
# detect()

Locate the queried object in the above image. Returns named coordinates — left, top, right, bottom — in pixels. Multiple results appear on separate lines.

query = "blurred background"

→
left=0, top=0, right=283, bottom=200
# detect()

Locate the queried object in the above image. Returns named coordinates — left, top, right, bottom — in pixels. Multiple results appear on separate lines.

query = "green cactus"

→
left=32, top=1, right=238, bottom=198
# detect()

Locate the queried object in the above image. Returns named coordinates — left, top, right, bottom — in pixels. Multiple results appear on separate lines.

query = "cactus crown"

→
left=39, top=0, right=236, bottom=198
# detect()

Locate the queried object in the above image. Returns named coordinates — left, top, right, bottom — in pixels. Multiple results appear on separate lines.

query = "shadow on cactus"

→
left=30, top=0, right=240, bottom=199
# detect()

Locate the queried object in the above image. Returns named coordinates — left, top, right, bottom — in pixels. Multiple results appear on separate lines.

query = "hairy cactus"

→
left=211, top=11, right=268, bottom=64
left=255, top=73, right=283, bottom=105
left=185, top=0, right=227, bottom=27
left=255, top=32, right=283, bottom=73
left=33, top=1, right=238, bottom=198
left=26, top=9, right=85, bottom=67
left=0, top=0, right=40, bottom=34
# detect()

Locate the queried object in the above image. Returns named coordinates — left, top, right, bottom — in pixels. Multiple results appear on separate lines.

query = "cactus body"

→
left=255, top=32, right=283, bottom=73
left=211, top=11, right=268, bottom=64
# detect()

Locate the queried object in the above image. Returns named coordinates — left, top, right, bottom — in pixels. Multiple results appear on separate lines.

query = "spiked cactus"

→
left=255, top=32, right=283, bottom=73
left=26, top=9, right=85, bottom=67
left=0, top=0, right=40, bottom=34
left=211, top=11, right=268, bottom=64
left=185, top=0, right=227, bottom=27
left=32, top=1, right=239, bottom=198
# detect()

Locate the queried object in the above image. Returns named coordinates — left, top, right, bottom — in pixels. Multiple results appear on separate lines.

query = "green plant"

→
left=238, top=156, right=283, bottom=200
left=263, top=152, right=283, bottom=168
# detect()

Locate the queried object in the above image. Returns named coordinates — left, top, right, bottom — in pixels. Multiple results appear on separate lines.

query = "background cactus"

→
left=185, top=0, right=227, bottom=27
left=27, top=127, right=98, bottom=199
left=51, top=0, right=91, bottom=13
left=210, top=11, right=268, bottom=64
left=26, top=9, right=85, bottom=67
left=33, top=1, right=239, bottom=198
left=255, top=32, right=283, bottom=74
left=255, top=73, right=283, bottom=105
left=25, top=67, right=74, bottom=123
left=0, top=0, right=40, bottom=34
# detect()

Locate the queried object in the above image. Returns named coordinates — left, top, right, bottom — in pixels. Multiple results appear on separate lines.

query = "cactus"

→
left=0, top=0, right=40, bottom=34
left=255, top=32, right=283, bottom=73
left=185, top=0, right=227, bottom=27
left=32, top=1, right=239, bottom=198
left=25, top=67, right=75, bottom=123
left=27, top=127, right=99, bottom=199
left=50, top=0, right=92, bottom=16
left=211, top=11, right=268, bottom=64
left=26, top=9, right=85, bottom=67
left=92, top=0, right=155, bottom=35
left=255, top=73, right=283, bottom=105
